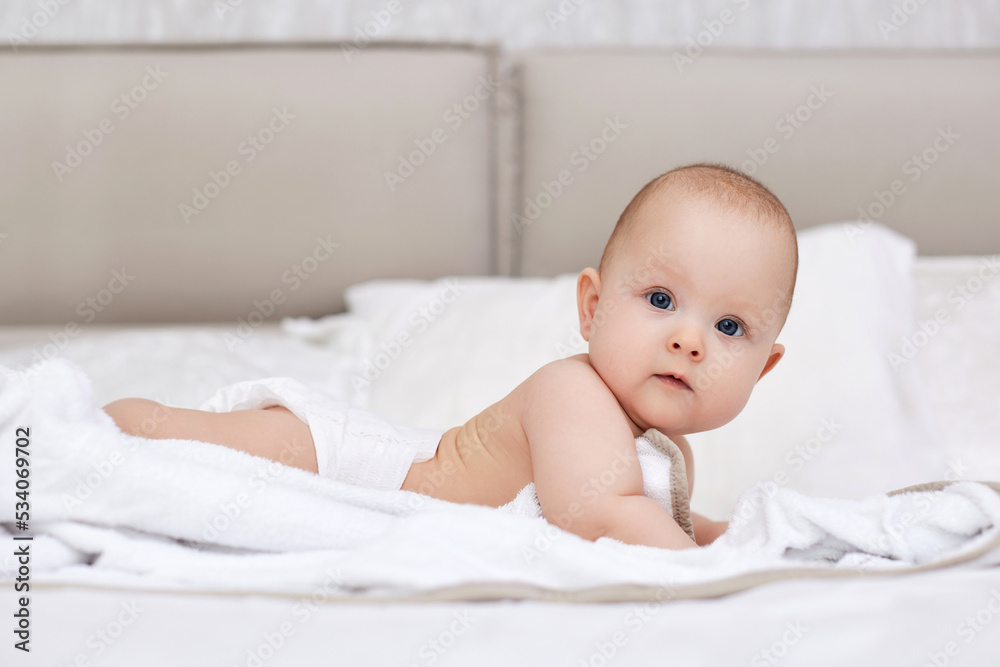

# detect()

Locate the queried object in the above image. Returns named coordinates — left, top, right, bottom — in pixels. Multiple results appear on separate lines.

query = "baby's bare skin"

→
left=105, top=165, right=795, bottom=551
left=401, top=353, right=694, bottom=500
left=406, top=191, right=793, bottom=548
left=401, top=352, right=700, bottom=543
left=401, top=381, right=533, bottom=508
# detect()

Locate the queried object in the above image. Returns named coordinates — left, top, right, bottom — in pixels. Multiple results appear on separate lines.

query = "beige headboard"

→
left=3, top=45, right=998, bottom=324
left=0, top=43, right=498, bottom=324
left=509, top=50, right=1000, bottom=276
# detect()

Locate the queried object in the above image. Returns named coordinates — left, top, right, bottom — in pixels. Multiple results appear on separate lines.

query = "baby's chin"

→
left=627, top=404, right=741, bottom=439
left=624, top=408, right=697, bottom=439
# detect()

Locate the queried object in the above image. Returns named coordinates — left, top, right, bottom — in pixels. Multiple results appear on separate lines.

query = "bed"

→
left=2, top=44, right=999, bottom=666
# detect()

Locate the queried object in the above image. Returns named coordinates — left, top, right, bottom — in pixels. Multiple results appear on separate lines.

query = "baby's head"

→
left=577, top=163, right=798, bottom=438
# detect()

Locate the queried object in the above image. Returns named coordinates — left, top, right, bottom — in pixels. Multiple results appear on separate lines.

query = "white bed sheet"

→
left=2, top=256, right=999, bottom=666
left=0, top=324, right=357, bottom=410
left=21, top=568, right=1000, bottom=667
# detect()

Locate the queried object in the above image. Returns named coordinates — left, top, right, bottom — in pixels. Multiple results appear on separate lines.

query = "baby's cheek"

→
left=701, top=376, right=754, bottom=421
left=702, top=395, right=748, bottom=432
left=725, top=375, right=759, bottom=413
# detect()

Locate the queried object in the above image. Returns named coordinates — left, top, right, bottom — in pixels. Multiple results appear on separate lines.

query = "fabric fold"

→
left=3, top=358, right=999, bottom=603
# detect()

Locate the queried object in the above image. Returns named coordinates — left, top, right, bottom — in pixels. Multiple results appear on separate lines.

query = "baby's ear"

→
left=757, top=343, right=785, bottom=381
left=576, top=268, right=602, bottom=341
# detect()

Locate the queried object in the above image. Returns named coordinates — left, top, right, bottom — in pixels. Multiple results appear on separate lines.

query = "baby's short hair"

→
left=599, top=163, right=798, bottom=324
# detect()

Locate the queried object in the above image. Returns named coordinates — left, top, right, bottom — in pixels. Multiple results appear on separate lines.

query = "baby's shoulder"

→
left=524, top=353, right=602, bottom=386
left=519, top=354, right=619, bottom=407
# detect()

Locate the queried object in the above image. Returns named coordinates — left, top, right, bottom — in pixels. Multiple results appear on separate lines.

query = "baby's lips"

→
left=657, top=373, right=692, bottom=390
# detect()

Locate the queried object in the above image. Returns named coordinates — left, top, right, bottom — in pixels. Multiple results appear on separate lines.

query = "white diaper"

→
left=198, top=377, right=444, bottom=491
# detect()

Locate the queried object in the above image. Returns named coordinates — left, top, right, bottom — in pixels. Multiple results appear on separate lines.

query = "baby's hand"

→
left=692, top=514, right=728, bottom=546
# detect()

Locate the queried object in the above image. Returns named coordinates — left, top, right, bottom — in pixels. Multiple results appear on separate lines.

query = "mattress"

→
left=23, top=568, right=1000, bottom=667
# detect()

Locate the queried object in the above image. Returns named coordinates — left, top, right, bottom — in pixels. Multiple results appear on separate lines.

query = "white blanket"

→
left=2, top=359, right=999, bottom=600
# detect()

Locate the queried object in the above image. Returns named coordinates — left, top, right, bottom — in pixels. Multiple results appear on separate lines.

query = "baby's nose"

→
left=668, top=326, right=704, bottom=359
left=671, top=341, right=700, bottom=358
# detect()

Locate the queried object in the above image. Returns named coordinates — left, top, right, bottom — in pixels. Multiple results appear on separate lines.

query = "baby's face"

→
left=579, top=194, right=793, bottom=438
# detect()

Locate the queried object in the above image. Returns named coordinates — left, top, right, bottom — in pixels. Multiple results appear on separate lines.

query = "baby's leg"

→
left=103, top=398, right=318, bottom=474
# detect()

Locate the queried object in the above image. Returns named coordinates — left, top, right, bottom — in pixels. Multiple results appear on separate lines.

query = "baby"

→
left=104, top=163, right=797, bottom=550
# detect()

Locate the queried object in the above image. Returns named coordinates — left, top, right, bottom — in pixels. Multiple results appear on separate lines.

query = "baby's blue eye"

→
left=646, top=292, right=674, bottom=310
left=717, top=318, right=743, bottom=337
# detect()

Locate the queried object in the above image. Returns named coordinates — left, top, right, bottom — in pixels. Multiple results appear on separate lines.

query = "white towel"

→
left=2, top=358, right=999, bottom=600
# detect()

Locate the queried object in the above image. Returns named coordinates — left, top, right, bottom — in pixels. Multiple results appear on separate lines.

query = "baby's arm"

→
left=522, top=361, right=697, bottom=550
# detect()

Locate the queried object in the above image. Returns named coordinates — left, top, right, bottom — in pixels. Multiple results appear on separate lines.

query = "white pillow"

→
left=342, top=275, right=585, bottom=428
left=317, top=222, right=943, bottom=517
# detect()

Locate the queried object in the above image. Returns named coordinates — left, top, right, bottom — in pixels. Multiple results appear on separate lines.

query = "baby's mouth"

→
left=656, top=374, right=692, bottom=391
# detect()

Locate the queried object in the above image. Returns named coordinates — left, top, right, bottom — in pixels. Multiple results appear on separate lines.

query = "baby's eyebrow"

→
left=689, top=290, right=764, bottom=322
left=639, top=263, right=679, bottom=284
left=722, top=296, right=759, bottom=313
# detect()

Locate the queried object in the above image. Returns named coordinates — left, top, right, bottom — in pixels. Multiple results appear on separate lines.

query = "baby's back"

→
left=401, top=379, right=534, bottom=506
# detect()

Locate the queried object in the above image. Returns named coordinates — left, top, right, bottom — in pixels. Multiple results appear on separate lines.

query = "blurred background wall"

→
left=3, top=0, right=999, bottom=50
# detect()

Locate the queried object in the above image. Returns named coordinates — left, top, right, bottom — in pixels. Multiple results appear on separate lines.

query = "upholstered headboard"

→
left=2, top=45, right=998, bottom=324
left=0, top=43, right=499, bottom=324
left=508, top=50, right=1000, bottom=276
